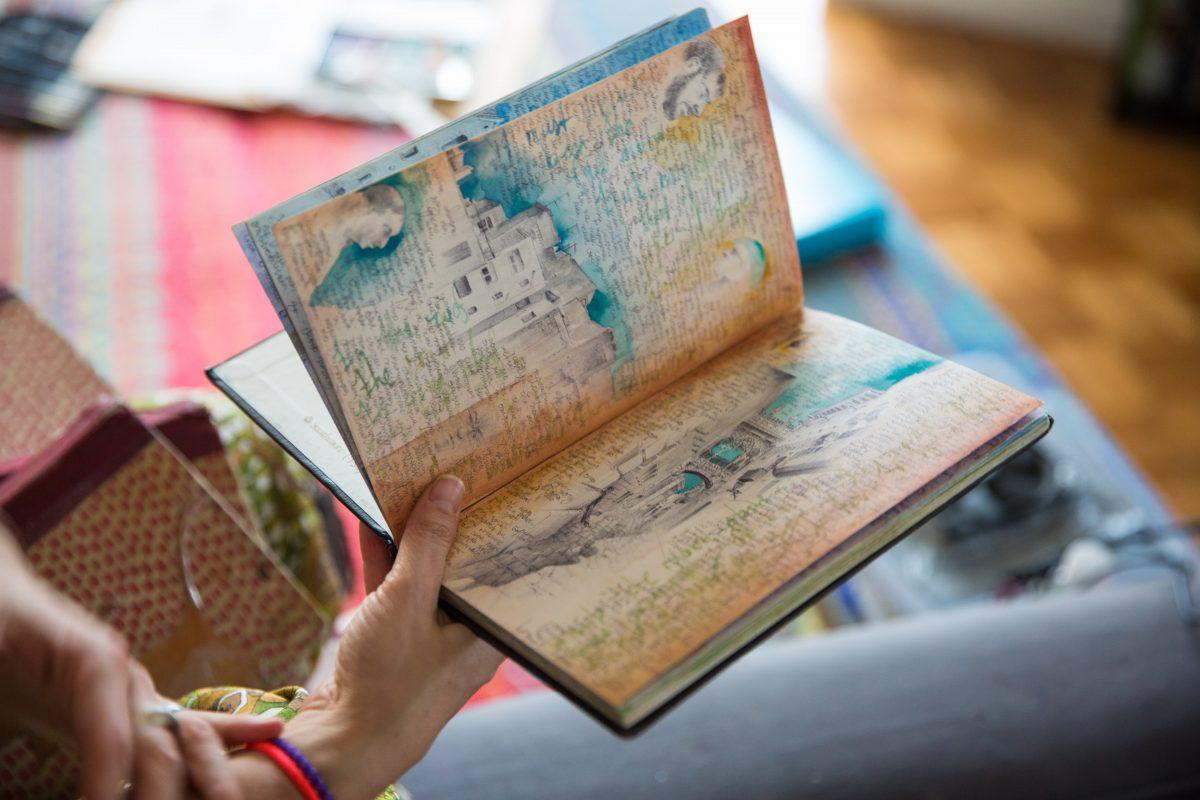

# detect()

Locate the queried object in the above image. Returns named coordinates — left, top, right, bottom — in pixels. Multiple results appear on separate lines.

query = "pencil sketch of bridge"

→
left=450, top=362, right=897, bottom=590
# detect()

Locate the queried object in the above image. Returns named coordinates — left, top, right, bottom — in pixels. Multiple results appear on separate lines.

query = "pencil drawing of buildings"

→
left=436, top=149, right=616, bottom=402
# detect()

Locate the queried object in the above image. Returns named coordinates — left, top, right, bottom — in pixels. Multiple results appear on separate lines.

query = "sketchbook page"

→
left=443, top=309, right=1040, bottom=719
left=208, top=333, right=387, bottom=533
left=235, top=9, right=712, bottom=493
left=250, top=18, right=802, bottom=526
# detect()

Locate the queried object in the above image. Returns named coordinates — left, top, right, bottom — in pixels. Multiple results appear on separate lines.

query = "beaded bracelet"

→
left=244, top=738, right=333, bottom=800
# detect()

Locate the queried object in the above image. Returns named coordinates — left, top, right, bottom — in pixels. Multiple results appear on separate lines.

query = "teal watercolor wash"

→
left=459, top=139, right=537, bottom=219
left=745, top=239, right=767, bottom=286
left=676, top=471, right=707, bottom=494
left=705, top=440, right=745, bottom=465
left=310, top=235, right=406, bottom=308
left=868, top=358, right=940, bottom=392
left=765, top=353, right=941, bottom=430
left=581, top=279, right=634, bottom=372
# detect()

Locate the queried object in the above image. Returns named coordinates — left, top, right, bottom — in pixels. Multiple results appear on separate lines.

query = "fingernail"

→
left=428, top=474, right=465, bottom=513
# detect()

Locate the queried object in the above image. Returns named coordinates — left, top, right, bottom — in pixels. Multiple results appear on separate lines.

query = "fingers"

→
left=175, top=713, right=242, bottom=800
left=192, top=711, right=284, bottom=745
left=130, top=686, right=278, bottom=800
left=70, top=630, right=134, bottom=800
left=392, top=475, right=465, bottom=610
left=358, top=522, right=394, bottom=595
left=128, top=666, right=186, bottom=798
left=1, top=549, right=136, bottom=799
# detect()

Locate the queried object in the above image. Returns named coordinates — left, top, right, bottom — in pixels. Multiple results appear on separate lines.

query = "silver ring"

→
left=138, top=702, right=184, bottom=731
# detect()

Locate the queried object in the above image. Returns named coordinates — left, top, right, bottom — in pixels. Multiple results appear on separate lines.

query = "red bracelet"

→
left=244, top=740, right=321, bottom=800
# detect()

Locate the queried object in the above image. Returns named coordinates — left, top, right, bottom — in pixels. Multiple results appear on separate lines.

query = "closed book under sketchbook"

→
left=209, top=12, right=1050, bottom=734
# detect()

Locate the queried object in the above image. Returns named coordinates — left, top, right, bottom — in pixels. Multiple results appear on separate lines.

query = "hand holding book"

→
left=232, top=476, right=500, bottom=798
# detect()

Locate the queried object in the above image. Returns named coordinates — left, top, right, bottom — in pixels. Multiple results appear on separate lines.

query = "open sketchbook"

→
left=209, top=11, right=1050, bottom=733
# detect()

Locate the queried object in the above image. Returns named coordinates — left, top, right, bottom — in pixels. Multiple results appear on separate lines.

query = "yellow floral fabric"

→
left=180, top=686, right=404, bottom=800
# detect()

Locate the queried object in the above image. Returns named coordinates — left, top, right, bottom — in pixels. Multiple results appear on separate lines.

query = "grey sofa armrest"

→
left=404, top=576, right=1200, bottom=799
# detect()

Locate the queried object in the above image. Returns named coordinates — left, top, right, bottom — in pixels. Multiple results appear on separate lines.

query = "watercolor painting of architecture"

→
left=432, top=149, right=616, bottom=399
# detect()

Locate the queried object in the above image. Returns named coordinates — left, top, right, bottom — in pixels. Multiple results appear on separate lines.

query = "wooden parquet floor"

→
left=824, top=3, right=1200, bottom=519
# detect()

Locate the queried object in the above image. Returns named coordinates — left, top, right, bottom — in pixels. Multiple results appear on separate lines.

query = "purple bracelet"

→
left=272, top=736, right=335, bottom=800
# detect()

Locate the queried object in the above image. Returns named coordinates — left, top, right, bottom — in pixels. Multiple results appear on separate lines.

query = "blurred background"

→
left=0, top=0, right=1197, bottom=692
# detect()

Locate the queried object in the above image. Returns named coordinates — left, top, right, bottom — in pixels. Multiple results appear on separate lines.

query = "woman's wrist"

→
left=228, top=745, right=303, bottom=799
left=230, top=703, right=400, bottom=800
left=288, top=708, right=387, bottom=800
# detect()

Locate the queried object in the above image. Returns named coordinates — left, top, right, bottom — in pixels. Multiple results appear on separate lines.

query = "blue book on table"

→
left=771, top=103, right=888, bottom=265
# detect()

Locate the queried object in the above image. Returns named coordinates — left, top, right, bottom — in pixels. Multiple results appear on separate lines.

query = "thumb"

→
left=392, top=475, right=466, bottom=613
